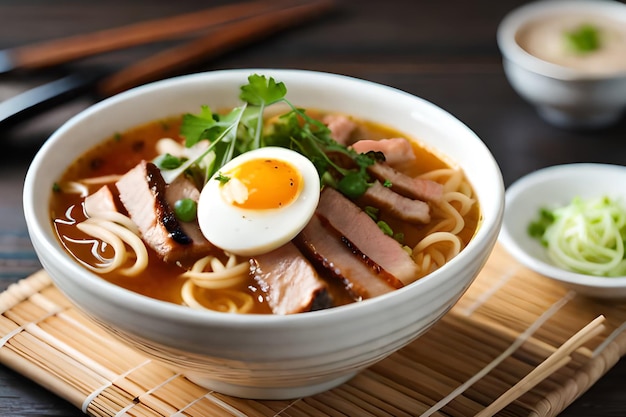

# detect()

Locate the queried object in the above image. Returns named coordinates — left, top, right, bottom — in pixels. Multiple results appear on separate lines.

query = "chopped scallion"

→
left=564, top=24, right=601, bottom=54
left=154, top=153, right=184, bottom=170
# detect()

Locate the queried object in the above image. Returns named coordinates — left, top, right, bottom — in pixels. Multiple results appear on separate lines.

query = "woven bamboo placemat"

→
left=0, top=244, right=624, bottom=417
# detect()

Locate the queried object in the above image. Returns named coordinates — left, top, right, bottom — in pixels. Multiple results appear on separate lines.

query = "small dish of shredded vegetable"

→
left=528, top=196, right=626, bottom=277
left=499, top=163, right=626, bottom=298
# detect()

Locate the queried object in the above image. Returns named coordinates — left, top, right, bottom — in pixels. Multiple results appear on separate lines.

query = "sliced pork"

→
left=362, top=181, right=431, bottom=224
left=316, top=187, right=419, bottom=284
left=367, top=162, right=443, bottom=202
left=351, top=137, right=416, bottom=166
left=295, top=214, right=403, bottom=300
left=116, top=160, right=213, bottom=264
left=323, top=114, right=357, bottom=145
left=164, top=175, right=209, bottom=251
left=84, top=185, right=119, bottom=216
left=250, top=242, right=332, bottom=314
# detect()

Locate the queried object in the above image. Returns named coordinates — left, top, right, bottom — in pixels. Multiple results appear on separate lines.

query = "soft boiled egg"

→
left=197, top=147, right=320, bottom=256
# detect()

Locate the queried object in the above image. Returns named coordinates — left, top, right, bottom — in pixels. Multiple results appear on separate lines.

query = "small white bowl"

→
left=499, top=163, right=626, bottom=298
left=497, top=0, right=626, bottom=129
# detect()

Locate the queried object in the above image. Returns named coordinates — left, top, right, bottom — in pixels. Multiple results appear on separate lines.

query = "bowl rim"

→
left=496, top=0, right=626, bottom=81
left=499, top=162, right=626, bottom=290
left=24, top=68, right=504, bottom=327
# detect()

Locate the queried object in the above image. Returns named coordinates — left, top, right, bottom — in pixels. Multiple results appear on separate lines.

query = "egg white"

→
left=197, top=147, right=320, bottom=256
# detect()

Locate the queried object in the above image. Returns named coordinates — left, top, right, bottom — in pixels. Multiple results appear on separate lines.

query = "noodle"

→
left=182, top=254, right=249, bottom=289
left=418, top=168, right=459, bottom=186
left=445, top=191, right=476, bottom=216
left=414, top=232, right=462, bottom=257
left=75, top=222, right=128, bottom=274
left=85, top=217, right=148, bottom=276
left=431, top=200, right=465, bottom=234
left=82, top=210, right=140, bottom=235
left=57, top=175, right=123, bottom=198
left=76, top=216, right=148, bottom=277
left=178, top=253, right=252, bottom=313
left=58, top=181, right=89, bottom=197
left=181, top=281, right=254, bottom=313
left=411, top=168, right=475, bottom=275
left=80, top=174, right=123, bottom=185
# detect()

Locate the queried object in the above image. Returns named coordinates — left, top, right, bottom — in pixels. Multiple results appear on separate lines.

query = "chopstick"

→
left=475, top=315, right=606, bottom=417
left=2, top=0, right=310, bottom=74
left=98, top=0, right=336, bottom=96
left=0, top=0, right=335, bottom=128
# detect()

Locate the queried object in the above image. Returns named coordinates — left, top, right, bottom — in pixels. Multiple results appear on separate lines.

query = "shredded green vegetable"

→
left=528, top=196, right=626, bottom=277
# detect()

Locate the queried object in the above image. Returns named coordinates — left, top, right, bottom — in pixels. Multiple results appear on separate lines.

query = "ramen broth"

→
left=51, top=112, right=479, bottom=314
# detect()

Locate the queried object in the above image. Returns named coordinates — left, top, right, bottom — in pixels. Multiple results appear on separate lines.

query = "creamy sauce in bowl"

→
left=516, top=13, right=626, bottom=76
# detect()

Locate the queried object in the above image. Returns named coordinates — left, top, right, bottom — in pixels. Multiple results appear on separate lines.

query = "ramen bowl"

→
left=497, top=0, right=626, bottom=129
left=23, top=69, right=504, bottom=399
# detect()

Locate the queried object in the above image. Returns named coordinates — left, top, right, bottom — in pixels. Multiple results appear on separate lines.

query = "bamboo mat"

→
left=1, top=244, right=625, bottom=417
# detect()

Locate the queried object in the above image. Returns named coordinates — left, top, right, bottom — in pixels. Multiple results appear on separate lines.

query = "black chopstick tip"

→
left=0, top=51, right=15, bottom=75
left=0, top=72, right=102, bottom=129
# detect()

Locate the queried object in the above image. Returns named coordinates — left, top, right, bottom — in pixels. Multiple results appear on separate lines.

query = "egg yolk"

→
left=228, top=158, right=302, bottom=210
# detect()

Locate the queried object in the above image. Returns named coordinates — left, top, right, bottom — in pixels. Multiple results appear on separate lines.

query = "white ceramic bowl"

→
left=23, top=69, right=504, bottom=399
left=497, top=0, right=626, bottom=129
left=499, top=163, right=626, bottom=298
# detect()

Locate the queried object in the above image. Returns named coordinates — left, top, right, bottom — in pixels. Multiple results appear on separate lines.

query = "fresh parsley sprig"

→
left=164, top=74, right=378, bottom=199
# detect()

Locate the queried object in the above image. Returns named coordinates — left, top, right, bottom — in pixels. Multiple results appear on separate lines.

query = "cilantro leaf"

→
left=239, top=74, right=287, bottom=106
left=180, top=106, right=218, bottom=147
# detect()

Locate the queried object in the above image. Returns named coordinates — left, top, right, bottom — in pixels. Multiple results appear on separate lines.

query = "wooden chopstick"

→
left=475, top=315, right=606, bottom=417
left=7, top=0, right=312, bottom=73
left=97, top=0, right=336, bottom=97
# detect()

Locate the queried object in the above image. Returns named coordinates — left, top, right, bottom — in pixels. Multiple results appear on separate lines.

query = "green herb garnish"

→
left=364, top=206, right=379, bottom=221
left=564, top=24, right=601, bottom=54
left=527, top=207, right=555, bottom=243
left=215, top=172, right=231, bottom=185
left=163, top=74, right=379, bottom=200
left=363, top=205, right=403, bottom=243
left=154, top=153, right=184, bottom=170
left=377, top=220, right=393, bottom=237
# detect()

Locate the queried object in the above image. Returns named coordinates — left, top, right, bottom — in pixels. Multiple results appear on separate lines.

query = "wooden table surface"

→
left=1, top=1, right=625, bottom=415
